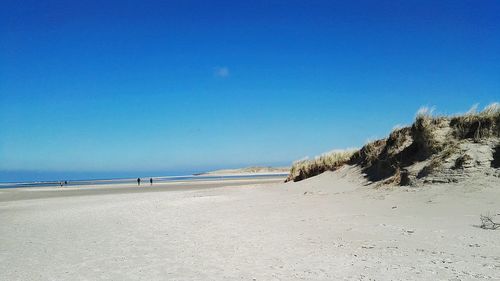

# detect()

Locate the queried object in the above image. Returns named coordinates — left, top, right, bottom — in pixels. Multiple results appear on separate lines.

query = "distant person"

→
left=150, top=178, right=153, bottom=186
left=64, top=180, right=68, bottom=185
left=137, top=178, right=141, bottom=186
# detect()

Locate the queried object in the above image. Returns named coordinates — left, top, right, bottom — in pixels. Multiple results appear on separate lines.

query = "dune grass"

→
left=411, top=107, right=446, bottom=156
left=358, top=139, right=387, bottom=166
left=286, top=103, right=500, bottom=183
left=286, top=149, right=357, bottom=182
left=450, top=103, right=500, bottom=141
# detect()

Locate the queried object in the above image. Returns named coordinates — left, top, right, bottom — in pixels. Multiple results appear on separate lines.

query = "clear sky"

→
left=1, top=0, right=499, bottom=181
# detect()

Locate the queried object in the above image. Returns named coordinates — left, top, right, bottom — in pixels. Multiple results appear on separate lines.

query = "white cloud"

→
left=214, top=66, right=229, bottom=78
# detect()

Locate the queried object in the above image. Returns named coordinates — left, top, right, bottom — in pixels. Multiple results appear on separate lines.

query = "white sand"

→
left=1, top=170, right=499, bottom=280
left=198, top=166, right=290, bottom=177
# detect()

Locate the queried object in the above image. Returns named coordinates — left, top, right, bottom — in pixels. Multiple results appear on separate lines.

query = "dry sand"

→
left=198, top=166, right=289, bottom=177
left=1, top=169, right=499, bottom=280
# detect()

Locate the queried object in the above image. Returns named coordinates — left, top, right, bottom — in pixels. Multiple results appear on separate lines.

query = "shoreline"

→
left=0, top=173, right=288, bottom=189
left=0, top=175, right=286, bottom=203
left=1, top=170, right=499, bottom=280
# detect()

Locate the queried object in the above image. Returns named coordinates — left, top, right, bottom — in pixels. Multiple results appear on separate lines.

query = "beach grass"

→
left=287, top=103, right=500, bottom=183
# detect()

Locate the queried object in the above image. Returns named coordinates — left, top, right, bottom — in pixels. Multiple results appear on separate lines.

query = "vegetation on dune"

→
left=450, top=103, right=500, bottom=141
left=286, top=149, right=356, bottom=182
left=286, top=103, right=500, bottom=184
left=411, top=107, right=446, bottom=156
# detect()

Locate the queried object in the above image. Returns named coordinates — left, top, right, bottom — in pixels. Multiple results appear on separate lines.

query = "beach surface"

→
left=1, top=170, right=499, bottom=280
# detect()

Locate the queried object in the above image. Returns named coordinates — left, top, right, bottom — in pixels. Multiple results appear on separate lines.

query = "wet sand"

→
left=0, top=176, right=285, bottom=202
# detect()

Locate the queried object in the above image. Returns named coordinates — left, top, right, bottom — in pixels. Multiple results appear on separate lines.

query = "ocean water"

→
left=0, top=173, right=288, bottom=189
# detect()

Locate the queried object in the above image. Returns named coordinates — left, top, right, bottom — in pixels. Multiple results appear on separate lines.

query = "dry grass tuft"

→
left=286, top=149, right=356, bottom=182
left=417, top=157, right=441, bottom=178
left=411, top=108, right=444, bottom=156
left=450, top=103, right=500, bottom=141
left=357, top=139, right=386, bottom=166
left=286, top=102, right=499, bottom=184
left=386, top=126, right=412, bottom=156
left=417, top=141, right=459, bottom=178
left=381, top=167, right=402, bottom=186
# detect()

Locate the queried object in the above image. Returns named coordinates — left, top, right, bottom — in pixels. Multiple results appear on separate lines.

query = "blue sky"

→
left=1, top=0, right=499, bottom=181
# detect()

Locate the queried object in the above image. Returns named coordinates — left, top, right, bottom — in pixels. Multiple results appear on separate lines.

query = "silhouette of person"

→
left=137, top=178, right=141, bottom=186
left=150, top=178, right=153, bottom=186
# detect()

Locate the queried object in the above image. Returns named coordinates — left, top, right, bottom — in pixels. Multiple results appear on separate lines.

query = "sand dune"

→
left=1, top=169, right=499, bottom=280
left=287, top=103, right=500, bottom=186
left=198, top=166, right=290, bottom=176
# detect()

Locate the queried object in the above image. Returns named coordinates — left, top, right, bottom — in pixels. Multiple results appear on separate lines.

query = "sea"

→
left=0, top=171, right=288, bottom=189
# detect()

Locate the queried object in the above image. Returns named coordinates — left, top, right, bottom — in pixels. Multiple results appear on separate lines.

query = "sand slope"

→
left=1, top=171, right=499, bottom=280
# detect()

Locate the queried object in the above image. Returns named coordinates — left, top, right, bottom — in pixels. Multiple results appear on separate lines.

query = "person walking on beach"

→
left=150, top=178, right=153, bottom=186
left=137, top=178, right=141, bottom=186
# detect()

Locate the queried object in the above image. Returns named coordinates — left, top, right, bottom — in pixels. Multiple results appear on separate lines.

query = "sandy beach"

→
left=3, top=0, right=499, bottom=280
left=1, top=169, right=499, bottom=280
left=0, top=177, right=285, bottom=203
